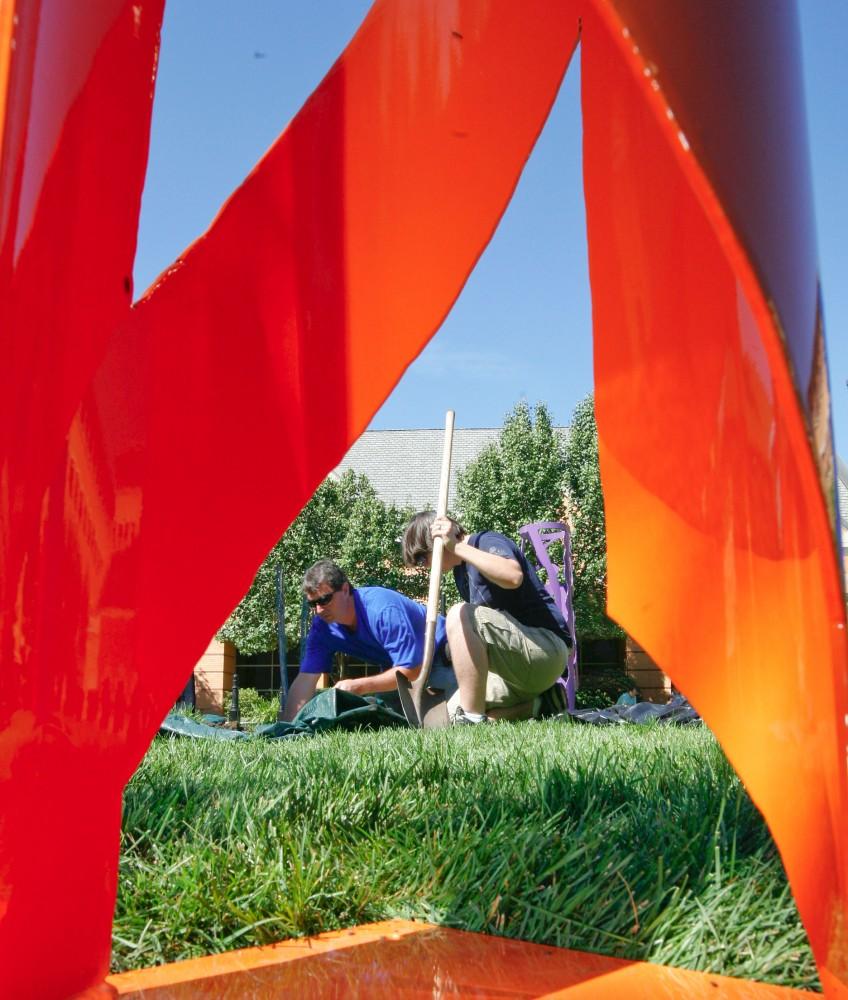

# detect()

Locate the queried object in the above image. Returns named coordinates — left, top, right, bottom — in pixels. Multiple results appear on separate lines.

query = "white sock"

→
left=461, top=709, right=487, bottom=723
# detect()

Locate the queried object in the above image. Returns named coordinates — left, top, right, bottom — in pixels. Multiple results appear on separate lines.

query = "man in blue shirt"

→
left=402, top=513, right=572, bottom=724
left=282, top=559, right=451, bottom=720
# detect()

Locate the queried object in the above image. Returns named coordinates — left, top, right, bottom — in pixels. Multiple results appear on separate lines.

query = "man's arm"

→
left=432, top=519, right=523, bottom=589
left=333, top=596, right=429, bottom=695
left=282, top=671, right=320, bottom=721
left=335, top=664, right=420, bottom=695
left=452, top=539, right=523, bottom=589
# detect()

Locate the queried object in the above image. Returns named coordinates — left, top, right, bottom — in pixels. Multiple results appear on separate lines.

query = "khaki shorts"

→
left=447, top=605, right=569, bottom=715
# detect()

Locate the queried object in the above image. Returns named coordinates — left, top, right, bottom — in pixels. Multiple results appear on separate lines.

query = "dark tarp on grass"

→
left=567, top=695, right=700, bottom=726
left=159, top=690, right=701, bottom=740
left=158, top=714, right=250, bottom=740
left=159, top=688, right=409, bottom=741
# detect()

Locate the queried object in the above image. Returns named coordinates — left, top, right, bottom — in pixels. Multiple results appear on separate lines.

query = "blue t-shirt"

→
left=299, top=586, right=448, bottom=674
left=453, top=531, right=572, bottom=646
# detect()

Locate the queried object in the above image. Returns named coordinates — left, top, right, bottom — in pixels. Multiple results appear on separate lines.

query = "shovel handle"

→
left=416, top=410, right=455, bottom=686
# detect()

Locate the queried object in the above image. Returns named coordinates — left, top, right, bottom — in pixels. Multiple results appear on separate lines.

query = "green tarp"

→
left=160, top=688, right=410, bottom=741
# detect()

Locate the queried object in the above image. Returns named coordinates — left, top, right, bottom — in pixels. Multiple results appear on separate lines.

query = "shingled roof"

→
left=335, top=430, right=848, bottom=553
left=332, top=427, right=564, bottom=510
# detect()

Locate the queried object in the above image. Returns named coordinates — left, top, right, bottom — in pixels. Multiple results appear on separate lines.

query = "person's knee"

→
left=446, top=602, right=471, bottom=640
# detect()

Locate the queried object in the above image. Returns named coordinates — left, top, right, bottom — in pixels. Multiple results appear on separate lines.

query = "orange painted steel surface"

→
left=583, top=1, right=847, bottom=993
left=1, top=0, right=846, bottom=997
left=606, top=0, right=822, bottom=420
left=0, top=1, right=12, bottom=142
left=106, top=920, right=816, bottom=999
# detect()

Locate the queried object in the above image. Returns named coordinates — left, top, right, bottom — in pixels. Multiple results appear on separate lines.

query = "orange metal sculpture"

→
left=1, top=0, right=845, bottom=997
left=103, top=919, right=816, bottom=999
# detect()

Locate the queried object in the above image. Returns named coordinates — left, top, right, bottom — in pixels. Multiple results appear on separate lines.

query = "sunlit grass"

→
left=114, top=722, right=818, bottom=990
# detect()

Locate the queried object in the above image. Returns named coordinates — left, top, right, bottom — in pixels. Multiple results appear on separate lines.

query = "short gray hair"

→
left=302, top=559, right=349, bottom=594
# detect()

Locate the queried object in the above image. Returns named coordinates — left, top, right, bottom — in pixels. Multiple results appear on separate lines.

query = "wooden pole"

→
left=397, top=410, right=455, bottom=727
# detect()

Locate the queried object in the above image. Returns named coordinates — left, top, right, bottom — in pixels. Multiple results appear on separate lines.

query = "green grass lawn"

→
left=115, top=721, right=819, bottom=990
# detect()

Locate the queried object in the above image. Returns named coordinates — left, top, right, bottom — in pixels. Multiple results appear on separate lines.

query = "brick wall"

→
left=193, top=639, right=236, bottom=713
left=625, top=637, right=671, bottom=703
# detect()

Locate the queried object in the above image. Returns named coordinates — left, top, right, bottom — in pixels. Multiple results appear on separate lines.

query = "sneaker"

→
left=536, top=682, right=569, bottom=719
left=453, top=706, right=492, bottom=725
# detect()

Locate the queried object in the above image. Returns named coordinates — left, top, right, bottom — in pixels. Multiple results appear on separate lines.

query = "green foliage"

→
left=218, top=471, right=423, bottom=654
left=230, top=688, right=280, bottom=724
left=574, top=666, right=635, bottom=708
left=219, top=395, right=619, bottom=654
left=563, top=395, right=623, bottom=640
left=115, top=725, right=818, bottom=990
left=455, top=396, right=620, bottom=640
left=456, top=400, right=566, bottom=537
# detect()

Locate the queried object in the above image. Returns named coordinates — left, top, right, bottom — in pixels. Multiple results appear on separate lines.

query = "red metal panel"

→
left=0, top=2, right=164, bottom=995
left=0, top=2, right=579, bottom=994
left=0, top=0, right=163, bottom=496
left=98, top=0, right=579, bottom=779
left=581, top=2, right=847, bottom=992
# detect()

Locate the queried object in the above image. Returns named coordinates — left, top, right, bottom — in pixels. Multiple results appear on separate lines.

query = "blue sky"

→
left=134, top=2, right=846, bottom=460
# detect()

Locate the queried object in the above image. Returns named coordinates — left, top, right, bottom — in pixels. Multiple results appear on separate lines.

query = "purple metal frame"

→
left=518, top=521, right=578, bottom=711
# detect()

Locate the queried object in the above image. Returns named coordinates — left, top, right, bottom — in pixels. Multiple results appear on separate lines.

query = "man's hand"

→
left=430, top=516, right=462, bottom=552
left=282, top=671, right=320, bottom=721
left=334, top=677, right=360, bottom=693
left=335, top=668, right=419, bottom=696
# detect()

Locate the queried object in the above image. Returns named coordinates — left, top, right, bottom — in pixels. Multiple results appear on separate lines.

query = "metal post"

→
left=228, top=670, right=241, bottom=726
left=300, top=596, right=310, bottom=661
left=275, top=561, right=289, bottom=721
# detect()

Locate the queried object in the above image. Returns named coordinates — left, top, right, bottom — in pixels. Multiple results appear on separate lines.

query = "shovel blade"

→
left=396, top=675, right=449, bottom=729
left=419, top=690, right=449, bottom=729
left=396, top=673, right=421, bottom=728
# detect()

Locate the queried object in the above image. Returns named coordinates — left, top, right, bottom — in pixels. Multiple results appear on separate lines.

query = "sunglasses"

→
left=307, top=590, right=336, bottom=610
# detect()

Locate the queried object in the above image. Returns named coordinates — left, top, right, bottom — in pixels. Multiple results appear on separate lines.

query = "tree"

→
left=455, top=395, right=620, bottom=640
left=218, top=471, right=421, bottom=654
left=455, top=400, right=567, bottom=537
left=562, top=394, right=623, bottom=640
left=220, top=396, right=621, bottom=654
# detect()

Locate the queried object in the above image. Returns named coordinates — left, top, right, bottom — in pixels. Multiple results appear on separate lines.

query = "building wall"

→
left=625, top=637, right=672, bottom=703
left=193, top=639, right=236, bottom=713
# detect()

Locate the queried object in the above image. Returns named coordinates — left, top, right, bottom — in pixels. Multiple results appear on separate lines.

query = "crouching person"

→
left=402, top=513, right=572, bottom=725
left=282, top=559, right=453, bottom=721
